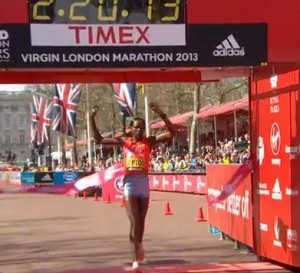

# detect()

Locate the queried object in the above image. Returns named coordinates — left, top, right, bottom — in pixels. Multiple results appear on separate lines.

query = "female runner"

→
left=90, top=102, right=175, bottom=270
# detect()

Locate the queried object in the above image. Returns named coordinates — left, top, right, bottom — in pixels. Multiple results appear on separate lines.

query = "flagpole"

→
left=48, top=129, right=52, bottom=169
left=144, top=84, right=150, bottom=137
left=86, top=84, right=92, bottom=165
left=122, top=115, right=126, bottom=132
left=57, top=134, right=61, bottom=164
left=112, top=101, right=118, bottom=162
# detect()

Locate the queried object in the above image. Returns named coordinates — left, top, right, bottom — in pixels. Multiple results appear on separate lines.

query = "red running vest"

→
left=123, top=137, right=151, bottom=174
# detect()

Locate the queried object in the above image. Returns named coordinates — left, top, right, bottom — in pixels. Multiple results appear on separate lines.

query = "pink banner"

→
left=74, top=172, right=103, bottom=191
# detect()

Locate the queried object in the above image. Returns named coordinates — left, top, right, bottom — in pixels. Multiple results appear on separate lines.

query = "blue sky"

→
left=0, top=84, right=26, bottom=91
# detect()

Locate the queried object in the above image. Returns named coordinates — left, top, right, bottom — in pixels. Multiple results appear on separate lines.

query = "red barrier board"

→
left=101, top=172, right=206, bottom=203
left=149, top=174, right=206, bottom=194
left=206, top=164, right=253, bottom=248
left=251, top=69, right=300, bottom=266
left=101, top=178, right=124, bottom=203
left=100, top=164, right=124, bottom=202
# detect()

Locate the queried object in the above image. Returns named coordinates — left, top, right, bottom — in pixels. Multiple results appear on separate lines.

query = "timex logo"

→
left=30, top=24, right=186, bottom=47
left=69, top=25, right=150, bottom=45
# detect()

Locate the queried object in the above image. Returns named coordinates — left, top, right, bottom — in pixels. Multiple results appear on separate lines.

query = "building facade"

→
left=0, top=91, right=32, bottom=163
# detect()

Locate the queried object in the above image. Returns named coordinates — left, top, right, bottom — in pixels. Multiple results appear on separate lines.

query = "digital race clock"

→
left=0, top=0, right=267, bottom=68
left=29, top=0, right=185, bottom=24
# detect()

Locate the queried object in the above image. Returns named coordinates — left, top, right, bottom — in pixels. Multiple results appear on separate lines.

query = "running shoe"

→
left=132, top=261, right=139, bottom=270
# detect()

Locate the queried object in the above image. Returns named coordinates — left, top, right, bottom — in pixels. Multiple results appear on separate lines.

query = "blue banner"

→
left=21, top=172, right=35, bottom=185
left=53, top=172, right=78, bottom=186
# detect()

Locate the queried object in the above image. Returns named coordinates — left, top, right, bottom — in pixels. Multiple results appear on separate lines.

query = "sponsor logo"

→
left=63, top=172, right=77, bottom=181
left=260, top=223, right=268, bottom=231
left=270, top=123, right=281, bottom=156
left=162, top=176, right=170, bottom=190
left=273, top=216, right=282, bottom=247
left=257, top=136, right=265, bottom=166
left=24, top=177, right=35, bottom=183
left=287, top=229, right=298, bottom=250
left=285, top=145, right=300, bottom=154
left=270, top=73, right=278, bottom=89
left=41, top=173, right=52, bottom=181
left=31, top=24, right=186, bottom=47
left=0, top=30, right=10, bottom=62
left=0, top=30, right=9, bottom=40
left=272, top=178, right=282, bottom=200
left=172, top=177, right=180, bottom=191
left=286, top=188, right=299, bottom=196
left=270, top=96, right=280, bottom=114
left=114, top=176, right=124, bottom=193
left=183, top=175, right=192, bottom=192
left=197, top=176, right=205, bottom=193
left=213, top=34, right=245, bottom=57
left=152, top=176, right=160, bottom=188
left=10, top=173, right=20, bottom=180
left=257, top=182, right=269, bottom=195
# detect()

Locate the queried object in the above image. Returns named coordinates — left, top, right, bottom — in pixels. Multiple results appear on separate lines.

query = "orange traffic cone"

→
left=164, top=202, right=173, bottom=215
left=94, top=192, right=99, bottom=202
left=83, top=191, right=87, bottom=200
left=106, top=194, right=112, bottom=204
left=120, top=198, right=125, bottom=207
left=196, top=206, right=206, bottom=222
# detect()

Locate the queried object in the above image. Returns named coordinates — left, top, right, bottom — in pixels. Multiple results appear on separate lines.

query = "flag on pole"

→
left=30, top=94, right=52, bottom=146
left=112, top=83, right=136, bottom=117
left=52, top=84, right=83, bottom=137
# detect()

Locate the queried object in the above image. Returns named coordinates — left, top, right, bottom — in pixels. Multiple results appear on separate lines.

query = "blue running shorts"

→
left=123, top=174, right=150, bottom=199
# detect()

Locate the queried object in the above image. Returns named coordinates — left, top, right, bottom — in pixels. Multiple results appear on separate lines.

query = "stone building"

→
left=0, top=91, right=32, bottom=163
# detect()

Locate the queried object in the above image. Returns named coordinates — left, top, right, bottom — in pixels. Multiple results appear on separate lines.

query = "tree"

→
left=24, top=84, right=54, bottom=98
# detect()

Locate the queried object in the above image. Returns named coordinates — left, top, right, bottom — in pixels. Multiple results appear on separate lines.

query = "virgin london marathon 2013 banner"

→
left=0, top=24, right=267, bottom=68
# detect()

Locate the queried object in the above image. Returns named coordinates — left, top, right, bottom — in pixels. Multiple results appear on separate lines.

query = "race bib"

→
left=125, top=158, right=145, bottom=169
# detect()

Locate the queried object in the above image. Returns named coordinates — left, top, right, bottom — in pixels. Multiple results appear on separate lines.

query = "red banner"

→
left=100, top=163, right=125, bottom=202
left=206, top=164, right=253, bottom=248
left=251, top=69, right=300, bottom=266
left=101, top=170, right=206, bottom=203
left=149, top=173, right=206, bottom=194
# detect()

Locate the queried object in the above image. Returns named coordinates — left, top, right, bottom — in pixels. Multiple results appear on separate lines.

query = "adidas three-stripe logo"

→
left=213, top=34, right=245, bottom=57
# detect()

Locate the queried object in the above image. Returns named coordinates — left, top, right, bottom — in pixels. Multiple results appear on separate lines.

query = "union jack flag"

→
left=52, top=84, right=83, bottom=137
left=30, top=94, right=52, bottom=146
left=112, top=83, right=136, bottom=117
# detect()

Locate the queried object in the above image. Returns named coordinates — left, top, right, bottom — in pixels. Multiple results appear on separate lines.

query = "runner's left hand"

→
left=149, top=102, right=164, bottom=116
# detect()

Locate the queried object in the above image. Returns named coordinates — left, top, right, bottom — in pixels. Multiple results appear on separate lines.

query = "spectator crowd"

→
left=0, top=133, right=250, bottom=174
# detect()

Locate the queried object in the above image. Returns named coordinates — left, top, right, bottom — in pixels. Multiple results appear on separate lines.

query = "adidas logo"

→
left=213, top=34, right=245, bottom=57
left=272, top=178, right=282, bottom=200
left=42, top=173, right=52, bottom=181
